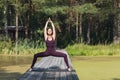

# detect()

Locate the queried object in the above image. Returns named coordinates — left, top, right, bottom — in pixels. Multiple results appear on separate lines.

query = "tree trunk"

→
left=118, top=0, right=120, bottom=7
left=68, top=0, right=73, bottom=35
left=15, top=5, right=18, bottom=48
left=68, top=9, right=72, bottom=33
left=4, top=0, right=8, bottom=39
left=75, top=1, right=79, bottom=42
left=79, top=13, right=82, bottom=43
left=114, top=13, right=120, bottom=44
left=55, top=0, right=58, bottom=48
left=23, top=14, right=27, bottom=39
left=24, top=0, right=31, bottom=39
left=78, top=0, right=83, bottom=43
left=25, top=25, right=28, bottom=38
left=87, top=16, right=92, bottom=44
left=25, top=15, right=29, bottom=39
left=113, top=0, right=120, bottom=43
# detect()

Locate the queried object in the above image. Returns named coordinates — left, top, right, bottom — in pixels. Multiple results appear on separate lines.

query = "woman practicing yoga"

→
left=29, top=18, right=71, bottom=71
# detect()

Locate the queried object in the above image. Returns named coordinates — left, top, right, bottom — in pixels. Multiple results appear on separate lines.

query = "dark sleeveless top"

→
left=46, top=38, right=55, bottom=51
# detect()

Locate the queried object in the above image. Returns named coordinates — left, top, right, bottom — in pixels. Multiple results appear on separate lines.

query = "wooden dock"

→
left=18, top=50, right=79, bottom=80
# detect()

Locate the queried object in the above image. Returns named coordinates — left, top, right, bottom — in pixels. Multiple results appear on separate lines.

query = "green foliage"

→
left=0, top=0, right=4, bottom=8
left=11, top=39, right=46, bottom=55
left=0, top=0, right=119, bottom=56
left=66, top=43, right=120, bottom=56
left=0, top=38, right=13, bottom=54
left=32, top=0, right=43, bottom=11
left=74, top=3, right=99, bottom=14
left=8, top=0, right=29, bottom=15
left=33, top=0, right=68, bottom=15
left=96, top=0, right=114, bottom=5
left=0, top=39, right=46, bottom=55
left=1, top=39, right=120, bottom=56
left=40, top=6, right=68, bottom=15
left=95, top=0, right=119, bottom=22
left=0, top=0, right=4, bottom=28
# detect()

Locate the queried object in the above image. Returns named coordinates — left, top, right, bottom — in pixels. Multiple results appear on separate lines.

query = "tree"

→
left=113, top=0, right=120, bottom=43
left=0, top=0, right=8, bottom=38
left=15, top=0, right=18, bottom=48
left=0, top=0, right=4, bottom=27
left=67, top=0, right=73, bottom=40
left=9, top=0, right=20, bottom=48
left=75, top=0, right=79, bottom=42
left=8, top=0, right=26, bottom=48
left=21, top=0, right=33, bottom=39
left=95, top=0, right=119, bottom=43
left=0, top=0, right=119, bottom=46
left=74, top=3, right=98, bottom=44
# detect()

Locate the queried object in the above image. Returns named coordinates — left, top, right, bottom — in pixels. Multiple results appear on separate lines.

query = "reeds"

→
left=0, top=39, right=120, bottom=56
left=66, top=43, right=120, bottom=56
left=0, top=39, right=46, bottom=55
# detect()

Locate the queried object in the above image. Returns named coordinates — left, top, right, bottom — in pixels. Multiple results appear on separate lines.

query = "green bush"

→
left=66, top=43, right=120, bottom=56
left=0, top=39, right=46, bottom=55
left=0, top=39, right=120, bottom=56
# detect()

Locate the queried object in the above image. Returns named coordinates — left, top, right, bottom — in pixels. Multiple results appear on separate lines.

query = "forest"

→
left=0, top=0, right=120, bottom=55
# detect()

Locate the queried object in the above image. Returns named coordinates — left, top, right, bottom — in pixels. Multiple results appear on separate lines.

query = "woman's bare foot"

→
left=67, top=68, right=71, bottom=71
left=29, top=68, right=32, bottom=71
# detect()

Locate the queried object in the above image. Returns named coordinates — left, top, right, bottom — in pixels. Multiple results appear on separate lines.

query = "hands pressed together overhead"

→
left=47, top=17, right=52, bottom=23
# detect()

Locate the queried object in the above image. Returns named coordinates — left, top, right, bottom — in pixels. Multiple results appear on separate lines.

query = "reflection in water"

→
left=0, top=55, right=33, bottom=80
left=0, top=56, right=32, bottom=67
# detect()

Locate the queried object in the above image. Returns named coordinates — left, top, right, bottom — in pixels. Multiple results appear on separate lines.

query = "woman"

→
left=29, top=18, right=71, bottom=71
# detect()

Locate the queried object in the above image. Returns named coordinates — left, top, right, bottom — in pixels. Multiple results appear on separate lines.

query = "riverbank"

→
left=66, top=43, right=120, bottom=56
left=1, top=42, right=120, bottom=56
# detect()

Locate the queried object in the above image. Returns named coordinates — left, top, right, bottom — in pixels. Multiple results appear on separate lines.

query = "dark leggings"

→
left=30, top=50, right=70, bottom=68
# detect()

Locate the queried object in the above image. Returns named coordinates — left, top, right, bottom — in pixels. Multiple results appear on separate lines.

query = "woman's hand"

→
left=48, top=17, right=52, bottom=23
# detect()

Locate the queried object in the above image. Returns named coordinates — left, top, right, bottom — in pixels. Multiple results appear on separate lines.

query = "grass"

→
left=71, top=56, right=120, bottom=80
left=66, top=43, right=120, bottom=56
left=0, top=39, right=120, bottom=56
left=0, top=39, right=46, bottom=55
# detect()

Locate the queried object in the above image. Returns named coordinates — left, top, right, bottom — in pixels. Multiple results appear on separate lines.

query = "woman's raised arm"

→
left=50, top=19, right=56, bottom=40
left=44, top=20, right=48, bottom=41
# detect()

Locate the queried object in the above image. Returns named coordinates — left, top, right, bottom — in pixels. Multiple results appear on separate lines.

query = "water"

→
left=0, top=55, right=32, bottom=67
left=0, top=55, right=33, bottom=80
left=1, top=55, right=120, bottom=80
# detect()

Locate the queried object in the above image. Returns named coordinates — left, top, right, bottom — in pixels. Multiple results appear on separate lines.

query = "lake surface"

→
left=0, top=55, right=32, bottom=67
left=0, top=55, right=34, bottom=80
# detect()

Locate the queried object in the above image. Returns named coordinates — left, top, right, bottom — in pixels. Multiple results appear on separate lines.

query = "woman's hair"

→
left=47, top=27, right=53, bottom=35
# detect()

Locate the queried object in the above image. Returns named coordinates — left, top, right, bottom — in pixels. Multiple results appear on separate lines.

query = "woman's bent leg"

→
left=30, top=52, right=48, bottom=68
left=51, top=51, right=70, bottom=68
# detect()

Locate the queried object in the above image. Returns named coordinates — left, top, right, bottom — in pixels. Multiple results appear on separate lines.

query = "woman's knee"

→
left=63, top=54, right=67, bottom=58
left=34, top=53, right=38, bottom=58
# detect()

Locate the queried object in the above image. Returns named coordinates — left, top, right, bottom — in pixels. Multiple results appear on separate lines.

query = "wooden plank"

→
left=60, top=57, right=67, bottom=80
left=34, top=56, right=50, bottom=68
left=54, top=71, right=60, bottom=80
left=66, top=72, right=73, bottom=80
left=56, top=49, right=72, bottom=67
left=18, top=49, right=79, bottom=80
left=48, top=57, right=60, bottom=70
left=60, top=71, right=66, bottom=80
left=71, top=71, right=79, bottom=80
